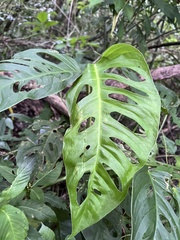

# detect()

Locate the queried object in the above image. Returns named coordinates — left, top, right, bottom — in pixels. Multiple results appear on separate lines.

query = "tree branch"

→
left=148, top=41, right=180, bottom=49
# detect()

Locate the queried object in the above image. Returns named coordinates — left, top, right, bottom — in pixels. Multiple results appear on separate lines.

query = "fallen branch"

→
left=45, top=95, right=69, bottom=117
left=151, top=64, right=180, bottom=81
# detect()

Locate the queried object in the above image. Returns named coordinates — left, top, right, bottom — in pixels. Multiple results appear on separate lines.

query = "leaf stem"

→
left=42, top=176, right=66, bottom=190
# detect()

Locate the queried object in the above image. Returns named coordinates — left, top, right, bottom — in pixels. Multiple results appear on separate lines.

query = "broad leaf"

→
left=0, top=204, right=28, bottom=240
left=63, top=43, right=161, bottom=237
left=0, top=49, right=81, bottom=111
left=39, top=223, right=55, bottom=240
left=82, top=205, right=122, bottom=239
left=131, top=167, right=180, bottom=240
left=33, top=162, right=63, bottom=187
left=0, top=157, right=35, bottom=204
left=26, top=226, right=44, bottom=240
left=44, top=191, right=67, bottom=209
left=30, top=187, right=45, bottom=202
left=0, top=165, right=16, bottom=183
left=18, top=199, right=57, bottom=222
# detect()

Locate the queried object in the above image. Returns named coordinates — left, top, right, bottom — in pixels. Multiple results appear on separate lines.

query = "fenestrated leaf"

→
left=18, top=199, right=57, bottom=223
left=63, top=43, right=161, bottom=237
left=0, top=204, right=28, bottom=240
left=0, top=49, right=81, bottom=112
left=131, top=167, right=180, bottom=240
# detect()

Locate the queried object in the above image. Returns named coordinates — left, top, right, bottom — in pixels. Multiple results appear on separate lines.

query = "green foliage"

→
left=132, top=166, right=180, bottom=240
left=0, top=49, right=81, bottom=111
left=64, top=44, right=160, bottom=237
left=0, top=204, right=28, bottom=240
left=2, top=43, right=178, bottom=240
left=0, top=1, right=179, bottom=239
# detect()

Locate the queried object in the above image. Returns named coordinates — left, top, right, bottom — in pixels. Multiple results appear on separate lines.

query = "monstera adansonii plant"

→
left=0, top=44, right=161, bottom=239
left=63, top=44, right=161, bottom=238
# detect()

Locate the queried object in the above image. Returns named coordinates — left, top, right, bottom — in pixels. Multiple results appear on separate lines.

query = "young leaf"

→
left=37, top=11, right=48, bottom=23
left=0, top=49, right=81, bottom=111
left=63, top=43, right=161, bottom=237
left=0, top=204, right=28, bottom=240
left=131, top=167, right=180, bottom=240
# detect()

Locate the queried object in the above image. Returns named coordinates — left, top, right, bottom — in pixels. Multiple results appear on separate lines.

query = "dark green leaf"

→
left=18, top=199, right=57, bottom=222
left=44, top=191, right=67, bottom=210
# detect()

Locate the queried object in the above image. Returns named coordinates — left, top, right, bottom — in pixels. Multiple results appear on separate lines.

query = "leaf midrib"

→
left=89, top=64, right=102, bottom=185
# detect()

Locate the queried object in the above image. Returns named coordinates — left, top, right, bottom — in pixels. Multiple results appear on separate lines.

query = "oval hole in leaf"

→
left=110, top=137, right=139, bottom=165
left=78, top=117, right=95, bottom=132
left=103, top=163, right=122, bottom=191
left=76, top=85, right=93, bottom=104
left=93, top=188, right=101, bottom=196
left=108, top=93, right=129, bottom=103
left=79, top=145, right=91, bottom=158
left=13, top=82, right=20, bottom=93
left=159, top=214, right=172, bottom=233
left=76, top=171, right=90, bottom=205
left=49, top=142, right=54, bottom=151
left=37, top=52, right=61, bottom=63
left=110, top=112, right=146, bottom=135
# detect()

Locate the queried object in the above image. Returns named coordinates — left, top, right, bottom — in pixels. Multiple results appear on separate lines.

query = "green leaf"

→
left=0, top=118, right=6, bottom=135
left=39, top=223, right=55, bottom=240
left=175, top=155, right=180, bottom=168
left=9, top=113, right=34, bottom=123
left=18, top=199, right=57, bottom=222
left=45, top=21, right=58, bottom=28
left=0, top=204, right=28, bottom=240
left=82, top=206, right=122, bottom=239
left=88, top=0, right=103, bottom=8
left=152, top=0, right=180, bottom=24
left=0, top=157, right=35, bottom=203
left=0, top=141, right=11, bottom=151
left=0, top=49, right=81, bottom=111
left=37, top=11, right=48, bottom=23
left=44, top=191, right=67, bottom=210
left=42, top=132, right=63, bottom=165
left=63, top=43, right=161, bottom=237
left=33, top=162, right=63, bottom=187
left=0, top=165, right=16, bottom=183
left=30, top=187, right=45, bottom=202
left=160, top=135, right=177, bottom=154
left=26, top=226, right=44, bottom=240
left=124, top=4, right=134, bottom=21
left=131, top=167, right=180, bottom=240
